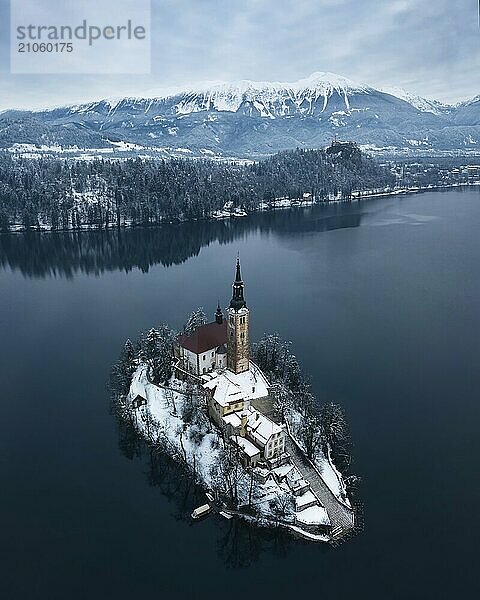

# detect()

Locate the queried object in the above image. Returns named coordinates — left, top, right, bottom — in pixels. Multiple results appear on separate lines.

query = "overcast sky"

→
left=0, top=0, right=479, bottom=110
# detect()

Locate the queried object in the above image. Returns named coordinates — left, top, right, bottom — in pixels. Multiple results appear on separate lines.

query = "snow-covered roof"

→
left=255, top=466, right=271, bottom=478
left=285, top=467, right=303, bottom=483
left=221, top=406, right=284, bottom=449
left=247, top=409, right=283, bottom=447
left=295, top=490, right=317, bottom=510
left=222, top=412, right=242, bottom=428
left=231, top=435, right=261, bottom=458
left=296, top=505, right=331, bottom=526
left=202, top=362, right=269, bottom=407
left=285, top=467, right=309, bottom=492
left=272, top=464, right=294, bottom=479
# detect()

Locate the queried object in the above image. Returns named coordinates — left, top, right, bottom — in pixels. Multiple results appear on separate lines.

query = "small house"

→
left=132, top=394, right=147, bottom=409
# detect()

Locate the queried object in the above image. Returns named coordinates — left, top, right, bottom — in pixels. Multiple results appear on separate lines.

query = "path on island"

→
left=284, top=434, right=355, bottom=541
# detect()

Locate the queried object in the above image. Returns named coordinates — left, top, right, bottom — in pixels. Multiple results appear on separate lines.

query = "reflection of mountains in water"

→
left=0, top=205, right=362, bottom=278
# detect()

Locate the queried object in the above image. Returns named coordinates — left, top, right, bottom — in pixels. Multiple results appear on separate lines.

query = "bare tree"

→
left=271, top=381, right=292, bottom=423
left=319, top=403, right=347, bottom=448
left=177, top=425, right=187, bottom=463
left=209, top=443, right=247, bottom=507
left=164, top=387, right=177, bottom=415
left=298, top=412, right=324, bottom=460
left=319, top=402, right=351, bottom=471
left=269, top=492, right=294, bottom=523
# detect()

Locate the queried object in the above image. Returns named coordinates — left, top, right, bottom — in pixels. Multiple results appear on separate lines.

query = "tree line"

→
left=0, top=145, right=394, bottom=231
left=252, top=333, right=353, bottom=477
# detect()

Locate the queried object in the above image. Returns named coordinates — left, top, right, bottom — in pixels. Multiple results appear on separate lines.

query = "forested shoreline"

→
left=0, top=145, right=394, bottom=232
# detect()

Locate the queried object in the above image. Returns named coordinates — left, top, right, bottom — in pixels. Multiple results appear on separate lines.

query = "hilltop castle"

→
left=177, top=258, right=286, bottom=466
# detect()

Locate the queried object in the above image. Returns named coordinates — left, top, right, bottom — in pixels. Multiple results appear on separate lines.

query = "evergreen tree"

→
left=141, top=328, right=161, bottom=382
left=0, top=147, right=398, bottom=231
left=110, top=339, right=138, bottom=402
left=140, top=325, right=176, bottom=384
left=184, top=307, right=207, bottom=334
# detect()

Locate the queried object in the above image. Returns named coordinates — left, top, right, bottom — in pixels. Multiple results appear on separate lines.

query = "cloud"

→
left=0, top=0, right=478, bottom=109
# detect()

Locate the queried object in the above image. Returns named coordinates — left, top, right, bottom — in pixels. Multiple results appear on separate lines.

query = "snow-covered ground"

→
left=314, top=446, right=351, bottom=509
left=130, top=366, right=219, bottom=486
left=286, top=407, right=350, bottom=507
left=126, top=365, right=334, bottom=541
left=129, top=367, right=290, bottom=514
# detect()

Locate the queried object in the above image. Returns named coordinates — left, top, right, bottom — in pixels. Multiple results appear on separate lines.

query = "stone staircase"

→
left=285, top=435, right=355, bottom=540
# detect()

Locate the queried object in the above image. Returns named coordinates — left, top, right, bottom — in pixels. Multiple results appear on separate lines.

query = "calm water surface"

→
left=1, top=190, right=479, bottom=599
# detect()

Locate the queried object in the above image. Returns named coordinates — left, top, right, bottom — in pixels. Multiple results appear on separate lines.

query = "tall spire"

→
left=215, top=301, right=223, bottom=324
left=235, top=256, right=242, bottom=282
left=230, top=257, right=246, bottom=311
left=227, top=256, right=250, bottom=374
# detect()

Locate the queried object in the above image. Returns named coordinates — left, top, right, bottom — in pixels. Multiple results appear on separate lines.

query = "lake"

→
left=1, top=189, right=479, bottom=599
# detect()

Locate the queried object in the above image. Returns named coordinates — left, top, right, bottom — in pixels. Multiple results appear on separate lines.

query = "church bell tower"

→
left=227, top=258, right=249, bottom=374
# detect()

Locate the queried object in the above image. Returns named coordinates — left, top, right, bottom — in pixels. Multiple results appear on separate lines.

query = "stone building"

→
left=177, top=257, right=250, bottom=377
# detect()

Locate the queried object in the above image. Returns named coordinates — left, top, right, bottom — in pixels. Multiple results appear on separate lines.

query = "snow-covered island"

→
left=111, top=259, right=357, bottom=543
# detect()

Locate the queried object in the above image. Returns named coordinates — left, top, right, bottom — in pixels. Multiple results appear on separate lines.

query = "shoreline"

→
left=2, top=181, right=478, bottom=236
left=121, top=359, right=356, bottom=544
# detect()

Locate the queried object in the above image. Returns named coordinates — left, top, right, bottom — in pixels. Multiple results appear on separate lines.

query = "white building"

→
left=246, top=407, right=286, bottom=460
left=178, top=304, right=227, bottom=375
left=202, top=362, right=270, bottom=423
left=218, top=403, right=286, bottom=466
left=230, top=435, right=261, bottom=467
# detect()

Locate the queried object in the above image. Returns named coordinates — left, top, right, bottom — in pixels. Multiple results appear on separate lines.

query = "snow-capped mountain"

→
left=378, top=86, right=449, bottom=116
left=1, top=72, right=479, bottom=157
left=164, top=72, right=372, bottom=117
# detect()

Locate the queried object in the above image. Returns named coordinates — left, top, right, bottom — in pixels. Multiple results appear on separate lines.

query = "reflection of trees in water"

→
left=116, top=416, right=200, bottom=522
left=217, top=516, right=298, bottom=569
left=0, top=204, right=362, bottom=279
left=115, top=416, right=300, bottom=568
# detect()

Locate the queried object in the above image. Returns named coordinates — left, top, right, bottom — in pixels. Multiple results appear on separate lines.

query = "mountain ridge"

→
left=1, top=72, right=479, bottom=157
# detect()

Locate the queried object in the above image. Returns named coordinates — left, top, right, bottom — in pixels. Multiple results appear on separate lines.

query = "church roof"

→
left=202, top=362, right=270, bottom=407
left=178, top=321, right=227, bottom=355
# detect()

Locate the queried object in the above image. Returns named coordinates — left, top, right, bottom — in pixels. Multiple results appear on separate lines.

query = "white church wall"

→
left=182, top=348, right=199, bottom=375
left=199, top=349, right=216, bottom=374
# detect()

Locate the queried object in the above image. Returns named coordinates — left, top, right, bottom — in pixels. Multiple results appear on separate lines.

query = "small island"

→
left=112, top=259, right=357, bottom=543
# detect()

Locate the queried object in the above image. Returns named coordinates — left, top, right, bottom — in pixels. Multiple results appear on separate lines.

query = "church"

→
left=177, top=258, right=286, bottom=466
left=177, top=304, right=227, bottom=375
left=177, top=257, right=251, bottom=378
